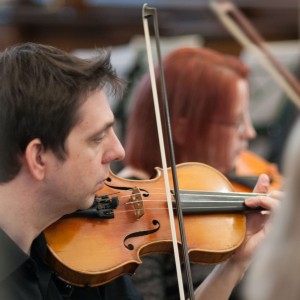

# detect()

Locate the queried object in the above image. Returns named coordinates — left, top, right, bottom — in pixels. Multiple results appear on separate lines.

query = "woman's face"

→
left=229, top=79, right=256, bottom=170
left=215, top=79, right=256, bottom=174
left=191, top=79, right=256, bottom=175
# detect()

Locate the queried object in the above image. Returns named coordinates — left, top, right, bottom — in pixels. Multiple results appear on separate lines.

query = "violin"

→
left=44, top=162, right=264, bottom=287
left=230, top=150, right=283, bottom=193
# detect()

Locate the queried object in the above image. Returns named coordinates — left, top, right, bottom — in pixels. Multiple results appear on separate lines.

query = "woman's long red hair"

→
left=124, top=47, right=249, bottom=176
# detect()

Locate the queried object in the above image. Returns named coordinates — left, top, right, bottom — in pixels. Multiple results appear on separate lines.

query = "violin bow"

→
left=142, top=4, right=195, bottom=300
left=210, top=0, right=300, bottom=109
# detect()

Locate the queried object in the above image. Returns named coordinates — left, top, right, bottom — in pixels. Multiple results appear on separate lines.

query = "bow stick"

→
left=142, top=4, right=195, bottom=300
left=210, top=0, right=300, bottom=109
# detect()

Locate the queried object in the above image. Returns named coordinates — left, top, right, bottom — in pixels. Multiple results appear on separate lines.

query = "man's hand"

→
left=231, top=173, right=282, bottom=266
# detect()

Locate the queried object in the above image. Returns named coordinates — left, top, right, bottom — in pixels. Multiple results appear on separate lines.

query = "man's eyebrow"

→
left=101, top=120, right=115, bottom=133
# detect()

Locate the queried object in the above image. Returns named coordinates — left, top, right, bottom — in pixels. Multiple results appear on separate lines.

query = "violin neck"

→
left=178, top=190, right=265, bottom=214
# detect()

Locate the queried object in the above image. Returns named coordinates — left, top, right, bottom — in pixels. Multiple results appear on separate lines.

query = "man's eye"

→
left=94, top=134, right=105, bottom=143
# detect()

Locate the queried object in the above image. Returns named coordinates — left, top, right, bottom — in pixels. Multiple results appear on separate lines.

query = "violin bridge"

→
left=131, top=187, right=144, bottom=219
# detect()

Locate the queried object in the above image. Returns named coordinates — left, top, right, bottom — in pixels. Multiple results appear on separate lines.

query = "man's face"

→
left=44, top=89, right=125, bottom=214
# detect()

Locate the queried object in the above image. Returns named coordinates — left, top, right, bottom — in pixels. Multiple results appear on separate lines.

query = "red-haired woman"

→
left=121, top=47, right=255, bottom=179
left=118, top=47, right=278, bottom=299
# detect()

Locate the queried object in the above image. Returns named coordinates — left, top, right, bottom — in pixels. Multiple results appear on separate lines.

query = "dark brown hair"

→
left=0, top=42, right=125, bottom=183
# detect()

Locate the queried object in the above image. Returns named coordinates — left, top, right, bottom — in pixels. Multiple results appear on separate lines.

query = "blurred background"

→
left=1, top=0, right=299, bottom=170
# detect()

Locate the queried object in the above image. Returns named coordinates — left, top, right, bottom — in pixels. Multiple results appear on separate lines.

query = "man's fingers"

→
left=252, top=174, right=270, bottom=194
left=245, top=194, right=281, bottom=211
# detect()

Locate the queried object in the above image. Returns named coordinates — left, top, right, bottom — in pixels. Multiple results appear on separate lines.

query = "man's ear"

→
left=173, top=117, right=188, bottom=146
left=24, top=138, right=46, bottom=181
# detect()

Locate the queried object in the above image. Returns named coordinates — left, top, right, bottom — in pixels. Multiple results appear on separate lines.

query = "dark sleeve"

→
left=66, top=276, right=142, bottom=300
left=132, top=255, right=166, bottom=299
left=102, top=276, right=143, bottom=300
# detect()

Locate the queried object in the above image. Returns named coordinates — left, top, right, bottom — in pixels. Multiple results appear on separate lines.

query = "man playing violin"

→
left=0, top=43, right=279, bottom=300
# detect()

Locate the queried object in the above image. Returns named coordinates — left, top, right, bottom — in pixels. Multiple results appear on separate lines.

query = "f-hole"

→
left=123, top=220, right=160, bottom=250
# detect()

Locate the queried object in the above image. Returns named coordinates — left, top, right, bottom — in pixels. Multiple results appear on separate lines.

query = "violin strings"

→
left=118, top=191, right=264, bottom=201
left=114, top=206, right=265, bottom=215
left=124, top=198, right=249, bottom=204
left=97, top=189, right=266, bottom=208
left=97, top=185, right=265, bottom=201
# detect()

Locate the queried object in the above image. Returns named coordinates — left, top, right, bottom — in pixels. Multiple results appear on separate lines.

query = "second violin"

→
left=230, top=150, right=283, bottom=192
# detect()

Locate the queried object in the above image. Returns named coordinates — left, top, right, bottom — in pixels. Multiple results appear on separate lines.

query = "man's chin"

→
left=79, top=196, right=95, bottom=210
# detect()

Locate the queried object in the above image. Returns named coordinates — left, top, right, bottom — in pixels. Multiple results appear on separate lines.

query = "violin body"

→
left=44, top=163, right=246, bottom=287
left=231, top=150, right=283, bottom=192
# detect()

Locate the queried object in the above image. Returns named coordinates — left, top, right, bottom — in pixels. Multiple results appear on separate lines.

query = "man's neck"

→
left=0, top=179, right=42, bottom=254
left=0, top=207, right=36, bottom=254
